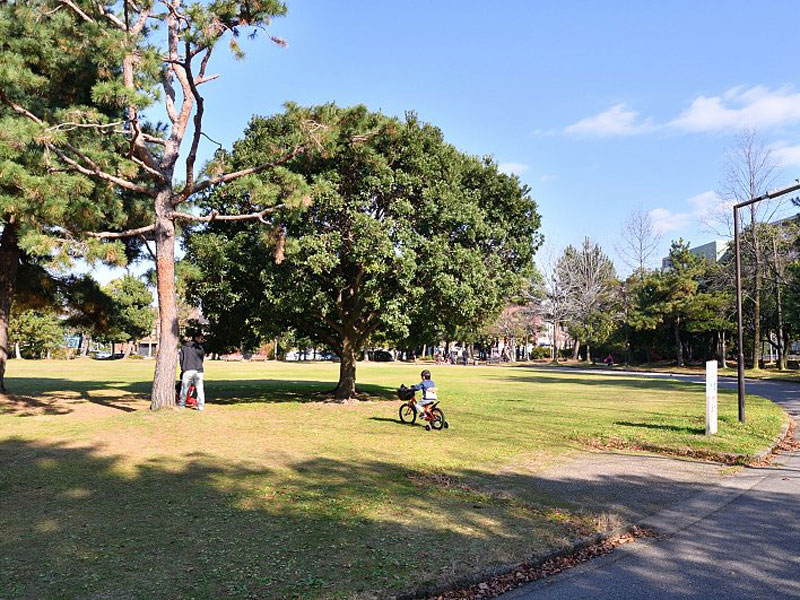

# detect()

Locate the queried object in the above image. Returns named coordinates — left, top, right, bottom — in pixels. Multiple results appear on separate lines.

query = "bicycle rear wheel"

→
left=429, top=408, right=445, bottom=430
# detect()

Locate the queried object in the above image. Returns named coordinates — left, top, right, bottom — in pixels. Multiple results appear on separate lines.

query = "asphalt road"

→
left=502, top=368, right=800, bottom=600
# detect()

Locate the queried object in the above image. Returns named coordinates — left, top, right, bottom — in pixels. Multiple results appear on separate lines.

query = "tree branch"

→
left=170, top=204, right=285, bottom=225
left=47, top=120, right=124, bottom=132
left=0, top=89, right=156, bottom=196
left=93, top=1, right=126, bottom=29
left=86, top=223, right=156, bottom=239
left=189, top=144, right=306, bottom=195
left=58, top=0, right=94, bottom=23
left=182, top=43, right=212, bottom=198
left=52, top=143, right=157, bottom=196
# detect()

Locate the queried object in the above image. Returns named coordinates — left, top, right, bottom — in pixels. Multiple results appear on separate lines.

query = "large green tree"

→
left=0, top=0, right=316, bottom=408
left=102, top=275, right=155, bottom=355
left=629, top=241, right=728, bottom=366
left=187, top=105, right=542, bottom=398
left=9, top=308, right=64, bottom=359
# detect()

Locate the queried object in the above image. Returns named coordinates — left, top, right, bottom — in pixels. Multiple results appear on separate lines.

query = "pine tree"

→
left=0, top=1, right=315, bottom=407
left=0, top=2, right=150, bottom=391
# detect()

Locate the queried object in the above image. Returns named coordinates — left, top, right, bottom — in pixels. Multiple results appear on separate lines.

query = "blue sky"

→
left=95, top=0, right=800, bottom=281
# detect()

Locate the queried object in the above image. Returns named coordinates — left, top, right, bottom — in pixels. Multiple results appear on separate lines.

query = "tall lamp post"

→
left=733, top=180, right=800, bottom=424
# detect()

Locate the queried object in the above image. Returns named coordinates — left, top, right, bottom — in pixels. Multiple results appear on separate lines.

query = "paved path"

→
left=503, top=367, right=800, bottom=600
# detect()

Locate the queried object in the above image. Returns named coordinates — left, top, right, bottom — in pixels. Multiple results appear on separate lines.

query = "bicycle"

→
left=175, top=379, right=199, bottom=409
left=397, top=385, right=449, bottom=431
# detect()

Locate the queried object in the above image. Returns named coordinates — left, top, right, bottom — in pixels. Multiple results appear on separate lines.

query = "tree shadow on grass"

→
left=1, top=378, right=148, bottom=415
left=494, top=372, right=708, bottom=394
left=1, top=377, right=398, bottom=414
left=0, top=394, right=75, bottom=417
left=2, top=437, right=799, bottom=599
left=613, top=421, right=706, bottom=435
left=209, top=379, right=397, bottom=404
left=0, top=438, right=587, bottom=599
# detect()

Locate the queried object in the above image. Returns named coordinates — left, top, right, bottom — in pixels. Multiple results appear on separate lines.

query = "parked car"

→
left=368, top=349, right=394, bottom=362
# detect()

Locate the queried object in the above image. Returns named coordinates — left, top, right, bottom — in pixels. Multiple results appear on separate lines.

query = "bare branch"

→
left=86, top=223, right=156, bottom=239
left=58, top=0, right=94, bottom=23
left=0, top=89, right=45, bottom=124
left=139, top=234, right=157, bottom=261
left=93, top=1, right=126, bottom=28
left=196, top=74, right=220, bottom=85
left=130, top=153, right=169, bottom=182
left=170, top=204, right=285, bottom=224
left=182, top=44, right=212, bottom=198
left=47, top=120, right=124, bottom=132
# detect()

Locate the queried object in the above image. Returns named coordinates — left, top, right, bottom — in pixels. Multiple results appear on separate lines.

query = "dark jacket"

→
left=179, top=341, right=205, bottom=373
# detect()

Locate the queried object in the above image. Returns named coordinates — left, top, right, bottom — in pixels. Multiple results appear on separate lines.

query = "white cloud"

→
left=670, top=85, right=800, bottom=132
left=564, top=85, right=800, bottom=138
left=540, top=174, right=558, bottom=182
left=565, top=104, right=654, bottom=136
left=498, top=162, right=529, bottom=176
left=772, top=141, right=800, bottom=167
left=649, top=191, right=721, bottom=235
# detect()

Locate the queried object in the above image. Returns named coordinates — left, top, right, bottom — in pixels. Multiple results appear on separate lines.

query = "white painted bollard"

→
left=706, top=360, right=718, bottom=435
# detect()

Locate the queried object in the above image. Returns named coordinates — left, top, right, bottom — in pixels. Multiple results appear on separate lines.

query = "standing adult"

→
left=179, top=332, right=206, bottom=410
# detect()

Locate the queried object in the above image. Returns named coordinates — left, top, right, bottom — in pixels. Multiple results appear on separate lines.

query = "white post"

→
left=706, top=360, right=718, bottom=435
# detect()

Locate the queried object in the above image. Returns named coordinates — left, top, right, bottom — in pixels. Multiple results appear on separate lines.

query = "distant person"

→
left=179, top=332, right=206, bottom=410
left=603, top=353, right=614, bottom=367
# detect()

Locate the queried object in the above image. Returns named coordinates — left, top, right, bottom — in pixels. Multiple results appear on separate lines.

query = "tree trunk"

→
left=674, top=317, right=684, bottom=366
left=572, top=338, right=580, bottom=360
left=719, top=331, right=728, bottom=369
left=0, top=220, right=20, bottom=393
left=335, top=336, right=357, bottom=400
left=14, top=341, right=21, bottom=360
left=79, top=333, right=90, bottom=357
left=150, top=206, right=180, bottom=410
left=783, top=332, right=791, bottom=370
left=773, top=236, right=786, bottom=370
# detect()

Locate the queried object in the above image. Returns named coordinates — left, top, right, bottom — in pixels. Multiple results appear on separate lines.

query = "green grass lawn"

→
left=0, top=359, right=785, bottom=599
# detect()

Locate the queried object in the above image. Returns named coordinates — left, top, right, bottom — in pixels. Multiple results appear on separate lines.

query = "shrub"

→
left=531, top=346, right=551, bottom=360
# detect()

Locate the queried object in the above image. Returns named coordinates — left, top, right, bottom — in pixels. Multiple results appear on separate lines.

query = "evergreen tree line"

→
left=7, top=274, right=154, bottom=362
left=534, top=222, right=800, bottom=369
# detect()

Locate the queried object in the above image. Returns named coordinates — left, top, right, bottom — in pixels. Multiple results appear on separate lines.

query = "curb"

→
left=751, top=418, right=792, bottom=463
left=395, top=524, right=635, bottom=600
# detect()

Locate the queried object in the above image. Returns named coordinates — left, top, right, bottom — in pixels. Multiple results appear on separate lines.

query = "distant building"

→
left=661, top=240, right=728, bottom=270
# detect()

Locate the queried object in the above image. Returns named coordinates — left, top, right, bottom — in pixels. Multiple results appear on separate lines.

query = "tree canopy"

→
left=0, top=1, right=152, bottom=390
left=187, top=105, right=542, bottom=398
left=0, top=0, right=321, bottom=407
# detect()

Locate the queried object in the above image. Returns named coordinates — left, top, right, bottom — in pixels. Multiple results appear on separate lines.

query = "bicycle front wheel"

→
left=399, top=403, right=417, bottom=424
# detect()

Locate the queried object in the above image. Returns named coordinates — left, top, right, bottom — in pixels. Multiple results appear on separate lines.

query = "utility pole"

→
left=733, top=180, right=800, bottom=423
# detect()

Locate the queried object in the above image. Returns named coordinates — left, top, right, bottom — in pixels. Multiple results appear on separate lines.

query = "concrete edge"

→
left=751, top=418, right=791, bottom=463
left=395, top=524, right=636, bottom=600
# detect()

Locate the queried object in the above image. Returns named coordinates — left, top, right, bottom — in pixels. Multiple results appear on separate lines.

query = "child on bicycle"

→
left=410, top=369, right=437, bottom=416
